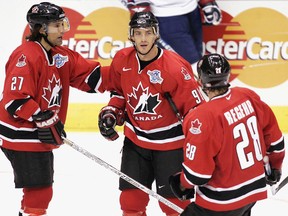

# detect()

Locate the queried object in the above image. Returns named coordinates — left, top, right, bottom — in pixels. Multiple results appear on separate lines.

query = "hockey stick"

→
left=272, top=175, right=288, bottom=195
left=164, top=92, right=183, bottom=124
left=63, top=137, right=184, bottom=214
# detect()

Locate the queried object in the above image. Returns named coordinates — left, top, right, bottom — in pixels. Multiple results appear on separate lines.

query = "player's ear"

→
left=39, top=27, right=46, bottom=35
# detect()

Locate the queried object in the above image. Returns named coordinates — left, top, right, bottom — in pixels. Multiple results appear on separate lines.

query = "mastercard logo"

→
left=22, top=7, right=288, bottom=88
left=203, top=8, right=288, bottom=88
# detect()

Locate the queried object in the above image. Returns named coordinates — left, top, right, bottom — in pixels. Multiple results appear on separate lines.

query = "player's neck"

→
left=207, top=88, right=229, bottom=100
left=138, top=47, right=160, bottom=71
left=40, top=38, right=52, bottom=51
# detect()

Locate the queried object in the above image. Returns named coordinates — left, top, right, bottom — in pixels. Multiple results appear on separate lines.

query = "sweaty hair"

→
left=206, top=86, right=229, bottom=94
left=25, top=24, right=43, bottom=42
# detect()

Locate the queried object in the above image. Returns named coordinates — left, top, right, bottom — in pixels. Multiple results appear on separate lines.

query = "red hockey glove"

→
left=265, top=168, right=282, bottom=186
left=199, top=0, right=222, bottom=25
left=169, top=172, right=195, bottom=201
left=98, top=106, right=125, bottom=141
left=127, top=0, right=151, bottom=17
left=32, top=110, right=66, bottom=145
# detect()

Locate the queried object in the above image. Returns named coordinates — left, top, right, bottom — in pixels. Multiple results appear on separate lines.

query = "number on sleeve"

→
left=11, top=76, right=24, bottom=90
left=191, top=89, right=203, bottom=104
left=186, top=143, right=197, bottom=160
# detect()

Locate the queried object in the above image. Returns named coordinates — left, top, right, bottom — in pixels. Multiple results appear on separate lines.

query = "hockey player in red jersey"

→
left=126, top=0, right=222, bottom=73
left=169, top=53, right=285, bottom=216
left=98, top=11, right=205, bottom=216
left=0, top=2, right=109, bottom=216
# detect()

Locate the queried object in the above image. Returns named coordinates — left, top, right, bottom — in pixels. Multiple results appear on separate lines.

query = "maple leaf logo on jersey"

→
left=42, top=74, right=62, bottom=108
left=127, top=82, right=161, bottom=115
left=16, top=54, right=26, bottom=67
left=53, top=53, right=68, bottom=68
left=181, top=67, right=192, bottom=80
left=189, top=119, right=202, bottom=134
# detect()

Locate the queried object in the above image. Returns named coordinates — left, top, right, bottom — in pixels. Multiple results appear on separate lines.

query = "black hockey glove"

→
left=265, top=168, right=282, bottom=186
left=199, top=1, right=222, bottom=25
left=98, top=106, right=125, bottom=141
left=180, top=203, right=194, bottom=216
left=32, top=110, right=66, bottom=145
left=169, top=172, right=195, bottom=201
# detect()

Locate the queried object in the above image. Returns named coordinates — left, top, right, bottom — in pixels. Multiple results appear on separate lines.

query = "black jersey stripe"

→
left=126, top=118, right=183, bottom=141
left=86, top=66, right=101, bottom=93
left=198, top=177, right=266, bottom=201
left=0, top=124, right=38, bottom=140
left=182, top=166, right=210, bottom=186
left=267, top=137, right=285, bottom=153
left=6, top=98, right=30, bottom=116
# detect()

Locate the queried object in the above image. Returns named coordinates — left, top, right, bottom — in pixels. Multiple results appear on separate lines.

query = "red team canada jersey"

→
left=180, top=87, right=285, bottom=211
left=107, top=47, right=205, bottom=151
left=0, top=41, right=106, bottom=152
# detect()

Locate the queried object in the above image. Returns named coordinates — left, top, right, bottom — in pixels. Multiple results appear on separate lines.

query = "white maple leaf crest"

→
left=127, top=82, right=161, bottom=115
left=42, top=74, right=62, bottom=108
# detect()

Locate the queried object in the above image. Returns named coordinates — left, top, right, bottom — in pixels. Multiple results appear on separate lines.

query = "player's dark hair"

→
left=25, top=24, right=43, bottom=42
left=205, top=86, right=229, bottom=94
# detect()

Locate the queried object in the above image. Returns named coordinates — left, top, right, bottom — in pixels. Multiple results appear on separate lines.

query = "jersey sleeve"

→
left=2, top=51, right=40, bottom=121
left=244, top=88, right=285, bottom=169
left=106, top=50, right=124, bottom=93
left=258, top=100, right=284, bottom=169
left=64, top=48, right=105, bottom=93
left=180, top=108, right=220, bottom=188
left=105, top=51, right=126, bottom=110
left=161, top=53, right=205, bottom=117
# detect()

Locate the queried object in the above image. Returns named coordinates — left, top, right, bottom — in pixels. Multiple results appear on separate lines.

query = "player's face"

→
left=45, top=18, right=70, bottom=46
left=47, top=23, right=65, bottom=46
left=47, top=18, right=70, bottom=34
left=131, top=27, right=158, bottom=56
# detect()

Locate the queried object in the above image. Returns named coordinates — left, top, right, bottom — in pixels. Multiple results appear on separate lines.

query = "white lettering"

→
left=224, top=100, right=255, bottom=125
left=76, top=40, right=90, bottom=58
left=247, top=37, right=260, bottom=60
left=36, top=115, right=59, bottom=127
left=62, top=37, right=132, bottom=60
left=134, top=115, right=163, bottom=121
left=203, top=37, right=288, bottom=60
left=224, top=112, right=233, bottom=125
